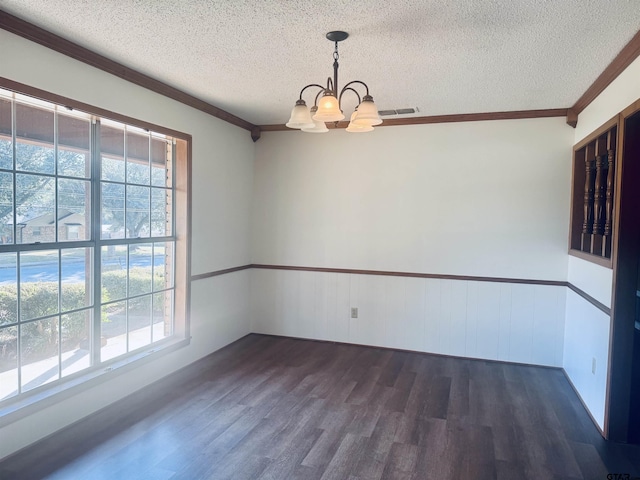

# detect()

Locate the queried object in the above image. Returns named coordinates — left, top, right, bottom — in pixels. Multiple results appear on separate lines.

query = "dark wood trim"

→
left=573, top=115, right=619, bottom=151
left=190, top=264, right=252, bottom=282
left=193, top=263, right=611, bottom=316
left=381, top=109, right=570, bottom=125
left=621, top=97, right=640, bottom=120
left=259, top=109, right=569, bottom=132
left=569, top=116, right=619, bottom=267
left=250, top=263, right=566, bottom=286
left=606, top=109, right=629, bottom=440
left=0, top=77, right=193, bottom=141
left=566, top=282, right=611, bottom=315
left=255, top=264, right=610, bottom=314
left=250, top=127, right=261, bottom=142
left=561, top=368, right=606, bottom=437
left=572, top=29, right=640, bottom=117
left=566, top=108, right=578, bottom=128
left=0, top=10, right=257, bottom=134
left=568, top=248, right=612, bottom=269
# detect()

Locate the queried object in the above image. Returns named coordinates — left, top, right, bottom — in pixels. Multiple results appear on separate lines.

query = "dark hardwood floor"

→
left=2, top=334, right=640, bottom=479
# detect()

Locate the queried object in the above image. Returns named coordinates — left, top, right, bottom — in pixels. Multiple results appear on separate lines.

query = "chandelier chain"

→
left=333, top=41, right=339, bottom=62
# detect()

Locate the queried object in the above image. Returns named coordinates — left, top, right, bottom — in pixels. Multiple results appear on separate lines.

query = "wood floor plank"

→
left=381, top=442, right=419, bottom=480
left=3, top=334, right=640, bottom=479
left=350, top=411, right=402, bottom=479
left=319, top=433, right=368, bottom=480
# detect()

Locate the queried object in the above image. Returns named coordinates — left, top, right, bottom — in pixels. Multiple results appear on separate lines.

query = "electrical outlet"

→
left=351, top=307, right=358, bottom=318
left=592, top=357, right=597, bottom=375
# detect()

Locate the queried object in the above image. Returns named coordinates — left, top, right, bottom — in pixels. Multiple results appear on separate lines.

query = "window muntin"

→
left=0, top=88, right=181, bottom=404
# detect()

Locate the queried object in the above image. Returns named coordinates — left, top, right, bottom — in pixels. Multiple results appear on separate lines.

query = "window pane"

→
left=102, top=245, right=127, bottom=302
left=0, top=172, right=13, bottom=244
left=153, top=291, right=172, bottom=342
left=61, top=309, right=91, bottom=377
left=58, top=178, right=90, bottom=241
left=58, top=114, right=90, bottom=178
left=101, top=300, right=126, bottom=361
left=58, top=150, right=90, bottom=179
left=0, top=326, right=18, bottom=400
left=21, top=317, right=60, bottom=392
left=126, top=185, right=150, bottom=238
left=102, top=156, right=124, bottom=183
left=154, top=242, right=174, bottom=290
left=129, top=243, right=152, bottom=296
left=151, top=138, right=169, bottom=187
left=16, top=173, right=55, bottom=244
left=101, top=125, right=124, bottom=182
left=20, top=250, right=59, bottom=321
left=0, top=98, right=12, bottom=171
left=15, top=103, right=54, bottom=174
left=128, top=295, right=151, bottom=351
left=127, top=131, right=149, bottom=185
left=0, top=252, right=17, bottom=326
left=101, top=182, right=124, bottom=239
left=61, top=248, right=92, bottom=312
left=151, top=188, right=171, bottom=237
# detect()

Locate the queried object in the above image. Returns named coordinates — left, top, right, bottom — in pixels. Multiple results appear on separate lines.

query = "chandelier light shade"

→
left=287, top=31, right=381, bottom=134
left=346, top=111, right=374, bottom=133
left=302, top=106, right=330, bottom=133
left=313, top=92, right=344, bottom=122
left=352, top=95, right=383, bottom=126
left=286, top=99, right=315, bottom=129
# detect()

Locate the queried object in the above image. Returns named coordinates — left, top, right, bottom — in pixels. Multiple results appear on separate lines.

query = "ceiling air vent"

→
left=378, top=107, right=419, bottom=116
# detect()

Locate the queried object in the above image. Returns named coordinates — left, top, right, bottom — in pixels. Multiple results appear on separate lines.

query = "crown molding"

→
left=569, top=29, right=640, bottom=126
left=0, top=9, right=258, bottom=136
left=259, top=108, right=569, bottom=131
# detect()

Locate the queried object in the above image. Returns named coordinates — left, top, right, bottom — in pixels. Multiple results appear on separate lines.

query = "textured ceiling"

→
left=1, top=1, right=639, bottom=126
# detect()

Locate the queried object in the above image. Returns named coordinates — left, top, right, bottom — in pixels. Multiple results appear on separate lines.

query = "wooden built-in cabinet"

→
left=569, top=117, right=618, bottom=267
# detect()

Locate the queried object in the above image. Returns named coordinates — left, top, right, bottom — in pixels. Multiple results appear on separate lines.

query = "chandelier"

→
left=286, top=31, right=382, bottom=133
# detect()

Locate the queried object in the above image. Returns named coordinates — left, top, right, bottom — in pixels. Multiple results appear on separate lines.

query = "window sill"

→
left=0, top=336, right=190, bottom=428
left=568, top=248, right=613, bottom=269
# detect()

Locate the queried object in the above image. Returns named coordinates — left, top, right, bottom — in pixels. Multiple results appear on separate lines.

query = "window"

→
left=0, top=87, right=190, bottom=405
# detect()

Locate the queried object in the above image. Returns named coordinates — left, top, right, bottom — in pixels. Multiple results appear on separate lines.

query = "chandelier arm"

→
left=313, top=89, right=325, bottom=107
left=338, top=87, right=362, bottom=107
left=326, top=77, right=335, bottom=94
left=339, top=80, right=370, bottom=99
left=298, top=83, right=327, bottom=101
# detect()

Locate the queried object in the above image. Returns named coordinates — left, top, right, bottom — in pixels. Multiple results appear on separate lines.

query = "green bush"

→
left=100, top=267, right=165, bottom=301
left=0, top=283, right=87, bottom=326
left=0, top=268, right=169, bottom=370
left=0, top=282, right=89, bottom=370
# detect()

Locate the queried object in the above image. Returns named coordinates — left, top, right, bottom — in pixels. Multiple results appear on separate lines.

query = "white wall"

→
left=567, top=256, right=613, bottom=308
left=0, top=30, right=255, bottom=459
left=251, top=118, right=573, bottom=366
left=562, top=55, right=640, bottom=433
left=253, top=119, right=572, bottom=279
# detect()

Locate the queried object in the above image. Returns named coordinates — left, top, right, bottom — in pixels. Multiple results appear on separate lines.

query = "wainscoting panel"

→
left=563, top=289, right=611, bottom=430
left=250, top=268, right=566, bottom=367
